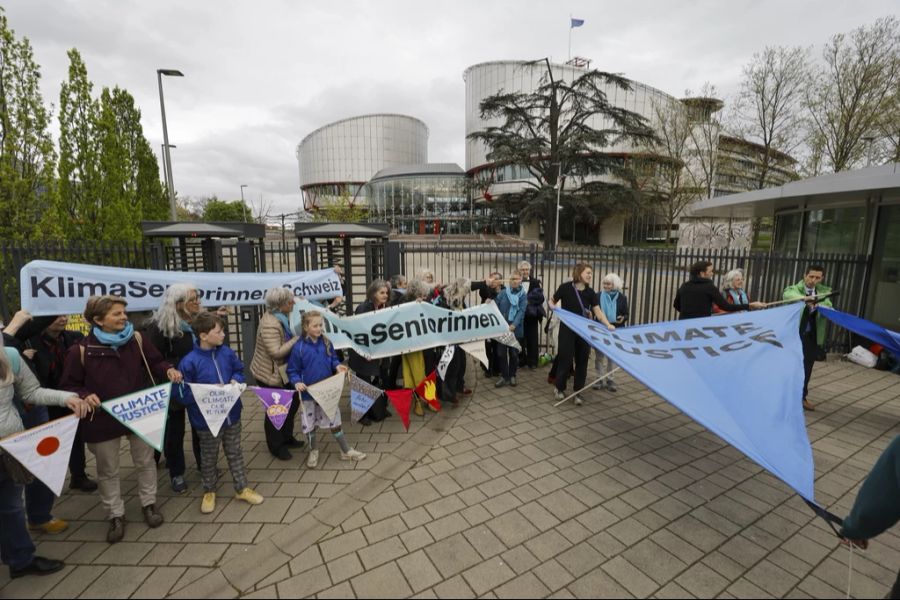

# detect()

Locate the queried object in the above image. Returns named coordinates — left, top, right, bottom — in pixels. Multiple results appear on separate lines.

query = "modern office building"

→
left=692, top=163, right=900, bottom=331
left=297, top=114, right=428, bottom=211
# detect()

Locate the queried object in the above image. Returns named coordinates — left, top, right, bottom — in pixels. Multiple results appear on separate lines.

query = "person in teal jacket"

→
left=841, top=435, right=900, bottom=599
left=783, top=265, right=832, bottom=411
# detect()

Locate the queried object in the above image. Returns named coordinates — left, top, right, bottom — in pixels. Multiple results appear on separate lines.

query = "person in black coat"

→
left=349, top=280, right=392, bottom=425
left=518, top=261, right=544, bottom=369
left=674, top=261, right=765, bottom=319
left=471, top=272, right=503, bottom=377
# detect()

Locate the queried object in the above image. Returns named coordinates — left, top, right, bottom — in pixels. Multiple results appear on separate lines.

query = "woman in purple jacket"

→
left=60, top=295, right=182, bottom=544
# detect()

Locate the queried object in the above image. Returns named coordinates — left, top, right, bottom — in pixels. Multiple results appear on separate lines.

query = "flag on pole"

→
left=819, top=307, right=900, bottom=356
left=414, top=371, right=441, bottom=412
left=386, top=389, right=413, bottom=431
left=251, top=386, right=293, bottom=431
left=307, top=372, right=346, bottom=421
left=350, top=374, right=382, bottom=423
left=571, top=18, right=585, bottom=28
left=0, top=416, right=79, bottom=496
left=101, top=383, right=172, bottom=451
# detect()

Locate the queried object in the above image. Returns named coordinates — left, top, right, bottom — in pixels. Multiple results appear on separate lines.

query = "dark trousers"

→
left=484, top=340, right=499, bottom=376
left=440, top=350, right=467, bottom=404
left=0, top=474, right=34, bottom=569
left=802, top=328, right=818, bottom=401
left=387, top=356, right=402, bottom=389
left=164, top=406, right=202, bottom=477
left=496, top=342, right=519, bottom=381
left=522, top=317, right=540, bottom=368
left=265, top=392, right=299, bottom=455
left=555, top=324, right=590, bottom=392
left=22, top=407, right=54, bottom=526
left=47, top=405, right=89, bottom=480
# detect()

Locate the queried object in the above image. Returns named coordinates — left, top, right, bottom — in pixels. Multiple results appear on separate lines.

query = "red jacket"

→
left=60, top=331, right=173, bottom=443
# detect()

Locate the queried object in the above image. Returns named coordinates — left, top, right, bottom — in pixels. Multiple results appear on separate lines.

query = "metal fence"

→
left=1, top=239, right=871, bottom=355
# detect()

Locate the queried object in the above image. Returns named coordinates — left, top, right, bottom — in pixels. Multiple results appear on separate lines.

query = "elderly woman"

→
left=436, top=278, right=472, bottom=405
left=60, top=295, right=181, bottom=544
left=593, top=273, right=629, bottom=393
left=518, top=261, right=544, bottom=370
left=144, top=283, right=206, bottom=493
left=1, top=339, right=95, bottom=577
left=714, top=269, right=751, bottom=313
left=399, top=279, right=434, bottom=416
left=250, top=287, right=304, bottom=460
left=349, top=280, right=392, bottom=425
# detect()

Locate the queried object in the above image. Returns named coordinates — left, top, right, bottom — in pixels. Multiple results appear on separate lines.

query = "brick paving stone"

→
left=463, top=525, right=508, bottom=559
left=130, top=566, right=188, bottom=598
left=601, top=555, right=659, bottom=598
left=493, top=571, right=551, bottom=598
left=486, top=510, right=541, bottom=547
left=675, top=561, right=730, bottom=598
left=425, top=513, right=470, bottom=541
left=358, top=536, right=407, bottom=570
left=277, top=564, right=333, bottom=597
left=81, top=565, right=155, bottom=598
left=499, top=545, right=540, bottom=575
left=567, top=567, right=635, bottom=599
left=621, top=538, right=688, bottom=586
left=398, top=481, right=442, bottom=509
left=399, top=549, right=444, bottom=593
left=460, top=558, right=516, bottom=596
left=362, top=515, right=406, bottom=544
left=558, top=542, right=606, bottom=578
left=432, top=574, right=476, bottom=598
left=425, top=534, right=482, bottom=579
left=326, top=552, right=365, bottom=583
left=525, top=529, right=574, bottom=562
left=533, top=559, right=576, bottom=592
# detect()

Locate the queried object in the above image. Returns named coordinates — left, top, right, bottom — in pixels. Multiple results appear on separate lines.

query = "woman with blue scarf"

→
left=250, top=287, right=304, bottom=460
left=60, top=295, right=182, bottom=544
left=494, top=272, right=527, bottom=388
left=714, top=269, right=751, bottom=314
left=594, top=273, right=629, bottom=392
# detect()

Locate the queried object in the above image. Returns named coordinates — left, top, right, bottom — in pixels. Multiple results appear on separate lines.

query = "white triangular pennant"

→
left=0, top=415, right=78, bottom=496
left=187, top=382, right=246, bottom=437
left=437, top=345, right=456, bottom=380
left=101, top=383, right=172, bottom=451
left=306, top=372, right=345, bottom=421
left=459, top=341, right=489, bottom=369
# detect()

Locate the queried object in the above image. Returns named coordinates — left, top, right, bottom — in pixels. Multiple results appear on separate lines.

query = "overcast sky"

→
left=3, top=0, right=895, bottom=217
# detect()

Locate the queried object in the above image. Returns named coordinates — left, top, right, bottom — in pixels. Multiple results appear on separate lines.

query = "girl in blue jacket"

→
left=286, top=311, right=364, bottom=469
left=178, top=313, right=264, bottom=514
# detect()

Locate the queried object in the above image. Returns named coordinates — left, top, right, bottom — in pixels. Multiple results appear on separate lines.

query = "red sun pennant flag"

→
left=0, top=415, right=79, bottom=496
left=414, top=371, right=441, bottom=412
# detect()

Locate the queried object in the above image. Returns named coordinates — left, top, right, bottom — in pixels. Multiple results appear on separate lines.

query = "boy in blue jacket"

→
left=178, top=313, right=263, bottom=514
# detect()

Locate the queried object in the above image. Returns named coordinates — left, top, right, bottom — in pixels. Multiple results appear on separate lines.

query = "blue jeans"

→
left=0, top=472, right=36, bottom=569
left=21, top=407, right=54, bottom=526
left=496, top=343, right=519, bottom=380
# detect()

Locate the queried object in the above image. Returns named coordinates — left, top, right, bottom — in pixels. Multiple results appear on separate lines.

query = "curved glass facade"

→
left=367, top=174, right=473, bottom=234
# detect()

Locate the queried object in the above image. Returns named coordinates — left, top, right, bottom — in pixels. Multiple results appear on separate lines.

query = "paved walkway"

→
left=1, top=358, right=898, bottom=599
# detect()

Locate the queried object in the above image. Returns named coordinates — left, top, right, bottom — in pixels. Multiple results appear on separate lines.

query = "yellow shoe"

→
left=235, top=488, right=264, bottom=505
left=200, top=492, right=216, bottom=514
left=414, top=399, right=424, bottom=416
left=28, top=518, right=69, bottom=534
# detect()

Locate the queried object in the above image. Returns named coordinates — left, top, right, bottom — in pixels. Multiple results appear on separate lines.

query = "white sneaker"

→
left=574, top=395, right=584, bottom=406
left=554, top=389, right=565, bottom=401
left=307, top=449, right=319, bottom=469
left=341, top=448, right=367, bottom=462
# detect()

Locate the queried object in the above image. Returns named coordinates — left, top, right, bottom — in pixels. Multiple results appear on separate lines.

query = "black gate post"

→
left=236, top=240, right=259, bottom=374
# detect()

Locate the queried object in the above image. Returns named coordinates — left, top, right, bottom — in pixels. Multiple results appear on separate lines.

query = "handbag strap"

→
left=572, top=282, right=589, bottom=316
left=134, top=332, right=157, bottom=386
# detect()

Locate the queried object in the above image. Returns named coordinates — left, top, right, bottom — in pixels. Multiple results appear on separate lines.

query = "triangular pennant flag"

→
left=414, top=370, right=440, bottom=412
left=386, top=389, right=413, bottom=431
left=0, top=415, right=78, bottom=496
left=437, top=345, right=455, bottom=380
left=307, top=372, right=346, bottom=421
left=459, top=341, right=490, bottom=369
left=497, top=332, right=521, bottom=350
left=102, top=383, right=172, bottom=451
left=251, top=386, right=293, bottom=431
left=188, top=382, right=246, bottom=437
left=349, top=374, right=382, bottom=424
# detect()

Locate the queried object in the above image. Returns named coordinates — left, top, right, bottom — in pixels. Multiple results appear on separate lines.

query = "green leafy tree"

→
left=0, top=9, right=57, bottom=241
left=312, top=187, right=366, bottom=223
left=202, top=197, right=252, bottom=221
left=467, top=59, right=654, bottom=249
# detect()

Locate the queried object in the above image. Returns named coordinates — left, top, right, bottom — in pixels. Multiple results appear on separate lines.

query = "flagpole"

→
left=554, top=367, right=621, bottom=407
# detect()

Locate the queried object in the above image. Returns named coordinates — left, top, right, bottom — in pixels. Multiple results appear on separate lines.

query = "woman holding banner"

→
left=250, top=287, right=304, bottom=460
left=144, top=283, right=206, bottom=494
left=349, top=280, right=392, bottom=425
left=0, top=338, right=96, bottom=577
left=60, top=295, right=181, bottom=544
left=549, top=264, right=615, bottom=406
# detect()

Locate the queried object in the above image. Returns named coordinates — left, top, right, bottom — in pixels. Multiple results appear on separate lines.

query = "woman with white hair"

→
left=593, top=273, right=629, bottom=393
left=250, top=287, right=304, bottom=460
left=518, top=261, right=544, bottom=370
left=144, top=283, right=208, bottom=493
left=714, top=269, right=751, bottom=314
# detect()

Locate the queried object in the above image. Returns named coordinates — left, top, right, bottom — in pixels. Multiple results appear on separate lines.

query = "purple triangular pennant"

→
left=251, top=386, right=293, bottom=431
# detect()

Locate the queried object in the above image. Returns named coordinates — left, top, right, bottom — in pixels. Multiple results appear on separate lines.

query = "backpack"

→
left=525, top=287, right=546, bottom=321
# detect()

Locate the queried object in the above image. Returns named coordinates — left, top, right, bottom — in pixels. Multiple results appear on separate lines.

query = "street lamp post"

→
left=157, top=68, right=184, bottom=221
left=240, top=184, right=248, bottom=222
left=160, top=144, right=176, bottom=199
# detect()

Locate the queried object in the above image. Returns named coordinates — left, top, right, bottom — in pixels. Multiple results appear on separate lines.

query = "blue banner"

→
left=553, top=304, right=816, bottom=503
left=819, top=307, right=900, bottom=357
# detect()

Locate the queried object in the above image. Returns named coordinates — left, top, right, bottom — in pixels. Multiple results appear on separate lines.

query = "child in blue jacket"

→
left=494, top=271, right=527, bottom=388
left=286, top=310, right=364, bottom=469
left=178, top=313, right=263, bottom=514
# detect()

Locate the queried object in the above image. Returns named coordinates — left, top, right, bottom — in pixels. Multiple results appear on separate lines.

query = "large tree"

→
left=805, top=16, right=900, bottom=171
left=202, top=197, right=253, bottom=222
left=733, top=46, right=810, bottom=187
left=0, top=9, right=57, bottom=241
left=467, top=60, right=654, bottom=249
